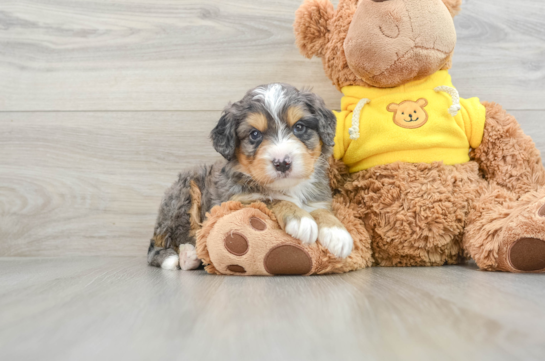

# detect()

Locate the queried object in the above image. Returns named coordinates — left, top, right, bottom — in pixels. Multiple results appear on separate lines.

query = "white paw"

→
left=179, top=244, right=201, bottom=271
left=285, top=217, right=318, bottom=244
left=161, top=254, right=180, bottom=270
left=318, top=227, right=353, bottom=259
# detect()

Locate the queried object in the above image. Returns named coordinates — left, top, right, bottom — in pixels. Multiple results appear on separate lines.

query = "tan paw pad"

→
left=264, top=244, right=313, bottom=275
left=538, top=204, right=545, bottom=217
left=509, top=238, right=545, bottom=272
left=224, top=233, right=249, bottom=256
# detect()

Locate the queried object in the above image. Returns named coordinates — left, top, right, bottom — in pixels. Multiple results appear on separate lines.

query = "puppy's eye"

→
left=249, top=130, right=262, bottom=142
left=293, top=123, right=307, bottom=135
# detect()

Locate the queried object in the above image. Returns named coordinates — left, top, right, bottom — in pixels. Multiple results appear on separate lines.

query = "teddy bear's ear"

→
left=442, top=0, right=463, bottom=17
left=294, top=0, right=335, bottom=59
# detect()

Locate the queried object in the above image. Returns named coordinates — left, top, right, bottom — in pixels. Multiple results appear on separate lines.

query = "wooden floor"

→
left=1, top=257, right=545, bottom=361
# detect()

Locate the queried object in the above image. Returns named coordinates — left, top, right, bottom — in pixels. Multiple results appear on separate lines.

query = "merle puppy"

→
left=148, top=84, right=353, bottom=270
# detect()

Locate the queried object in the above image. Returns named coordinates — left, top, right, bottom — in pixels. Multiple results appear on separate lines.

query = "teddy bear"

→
left=195, top=0, right=545, bottom=275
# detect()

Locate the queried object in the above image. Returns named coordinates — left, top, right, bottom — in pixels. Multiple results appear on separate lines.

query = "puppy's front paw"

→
left=285, top=217, right=319, bottom=245
left=318, top=227, right=353, bottom=258
left=179, top=244, right=201, bottom=271
left=160, top=254, right=180, bottom=270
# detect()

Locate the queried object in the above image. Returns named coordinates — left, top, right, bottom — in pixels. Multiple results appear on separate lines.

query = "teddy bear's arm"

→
left=472, top=102, right=545, bottom=197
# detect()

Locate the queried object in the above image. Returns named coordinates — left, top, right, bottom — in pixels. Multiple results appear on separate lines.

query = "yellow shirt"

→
left=333, top=70, right=487, bottom=173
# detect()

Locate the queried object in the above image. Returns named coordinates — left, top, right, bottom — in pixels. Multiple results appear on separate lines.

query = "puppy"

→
left=148, top=84, right=353, bottom=270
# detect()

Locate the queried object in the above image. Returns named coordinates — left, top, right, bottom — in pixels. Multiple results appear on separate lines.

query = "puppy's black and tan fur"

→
left=148, top=84, right=353, bottom=270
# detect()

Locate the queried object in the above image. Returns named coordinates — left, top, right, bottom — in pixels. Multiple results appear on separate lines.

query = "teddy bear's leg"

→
left=465, top=102, right=545, bottom=272
left=473, top=102, right=545, bottom=197
left=198, top=204, right=320, bottom=276
left=464, top=184, right=545, bottom=272
left=196, top=200, right=374, bottom=276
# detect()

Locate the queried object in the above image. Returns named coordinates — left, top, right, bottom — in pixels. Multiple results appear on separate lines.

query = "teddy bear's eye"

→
left=401, top=112, right=404, bottom=115
left=414, top=111, right=417, bottom=114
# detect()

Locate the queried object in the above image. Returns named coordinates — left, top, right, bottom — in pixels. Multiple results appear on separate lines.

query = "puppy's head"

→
left=210, top=84, right=336, bottom=189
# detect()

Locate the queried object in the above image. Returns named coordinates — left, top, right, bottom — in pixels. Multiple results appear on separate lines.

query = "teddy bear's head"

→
left=294, top=0, right=462, bottom=89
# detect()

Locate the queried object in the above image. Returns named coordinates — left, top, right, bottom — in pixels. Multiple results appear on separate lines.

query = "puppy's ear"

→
left=442, top=0, right=462, bottom=17
left=294, top=0, right=334, bottom=59
left=301, top=91, right=336, bottom=147
left=210, top=105, right=238, bottom=161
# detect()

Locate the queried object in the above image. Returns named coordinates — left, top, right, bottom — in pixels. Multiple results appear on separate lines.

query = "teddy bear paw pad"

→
left=250, top=217, right=267, bottom=231
left=538, top=204, right=545, bottom=217
left=264, top=244, right=313, bottom=275
left=509, top=238, right=545, bottom=272
left=227, top=265, right=246, bottom=274
left=224, top=232, right=249, bottom=256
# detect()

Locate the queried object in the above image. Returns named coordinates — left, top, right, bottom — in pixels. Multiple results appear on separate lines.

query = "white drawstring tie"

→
left=348, top=98, right=370, bottom=140
left=434, top=86, right=461, bottom=116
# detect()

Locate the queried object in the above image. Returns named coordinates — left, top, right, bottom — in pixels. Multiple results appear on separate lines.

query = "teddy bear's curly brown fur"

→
left=196, top=0, right=545, bottom=275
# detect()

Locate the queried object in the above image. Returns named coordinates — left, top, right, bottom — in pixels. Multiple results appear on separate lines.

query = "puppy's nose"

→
left=273, top=159, right=292, bottom=173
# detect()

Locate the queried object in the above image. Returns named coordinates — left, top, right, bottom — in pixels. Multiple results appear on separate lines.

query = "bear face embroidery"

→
left=387, top=99, right=429, bottom=129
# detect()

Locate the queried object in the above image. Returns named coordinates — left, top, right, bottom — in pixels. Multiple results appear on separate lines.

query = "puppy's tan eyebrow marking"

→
left=286, top=106, right=306, bottom=127
left=247, top=112, right=268, bottom=132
